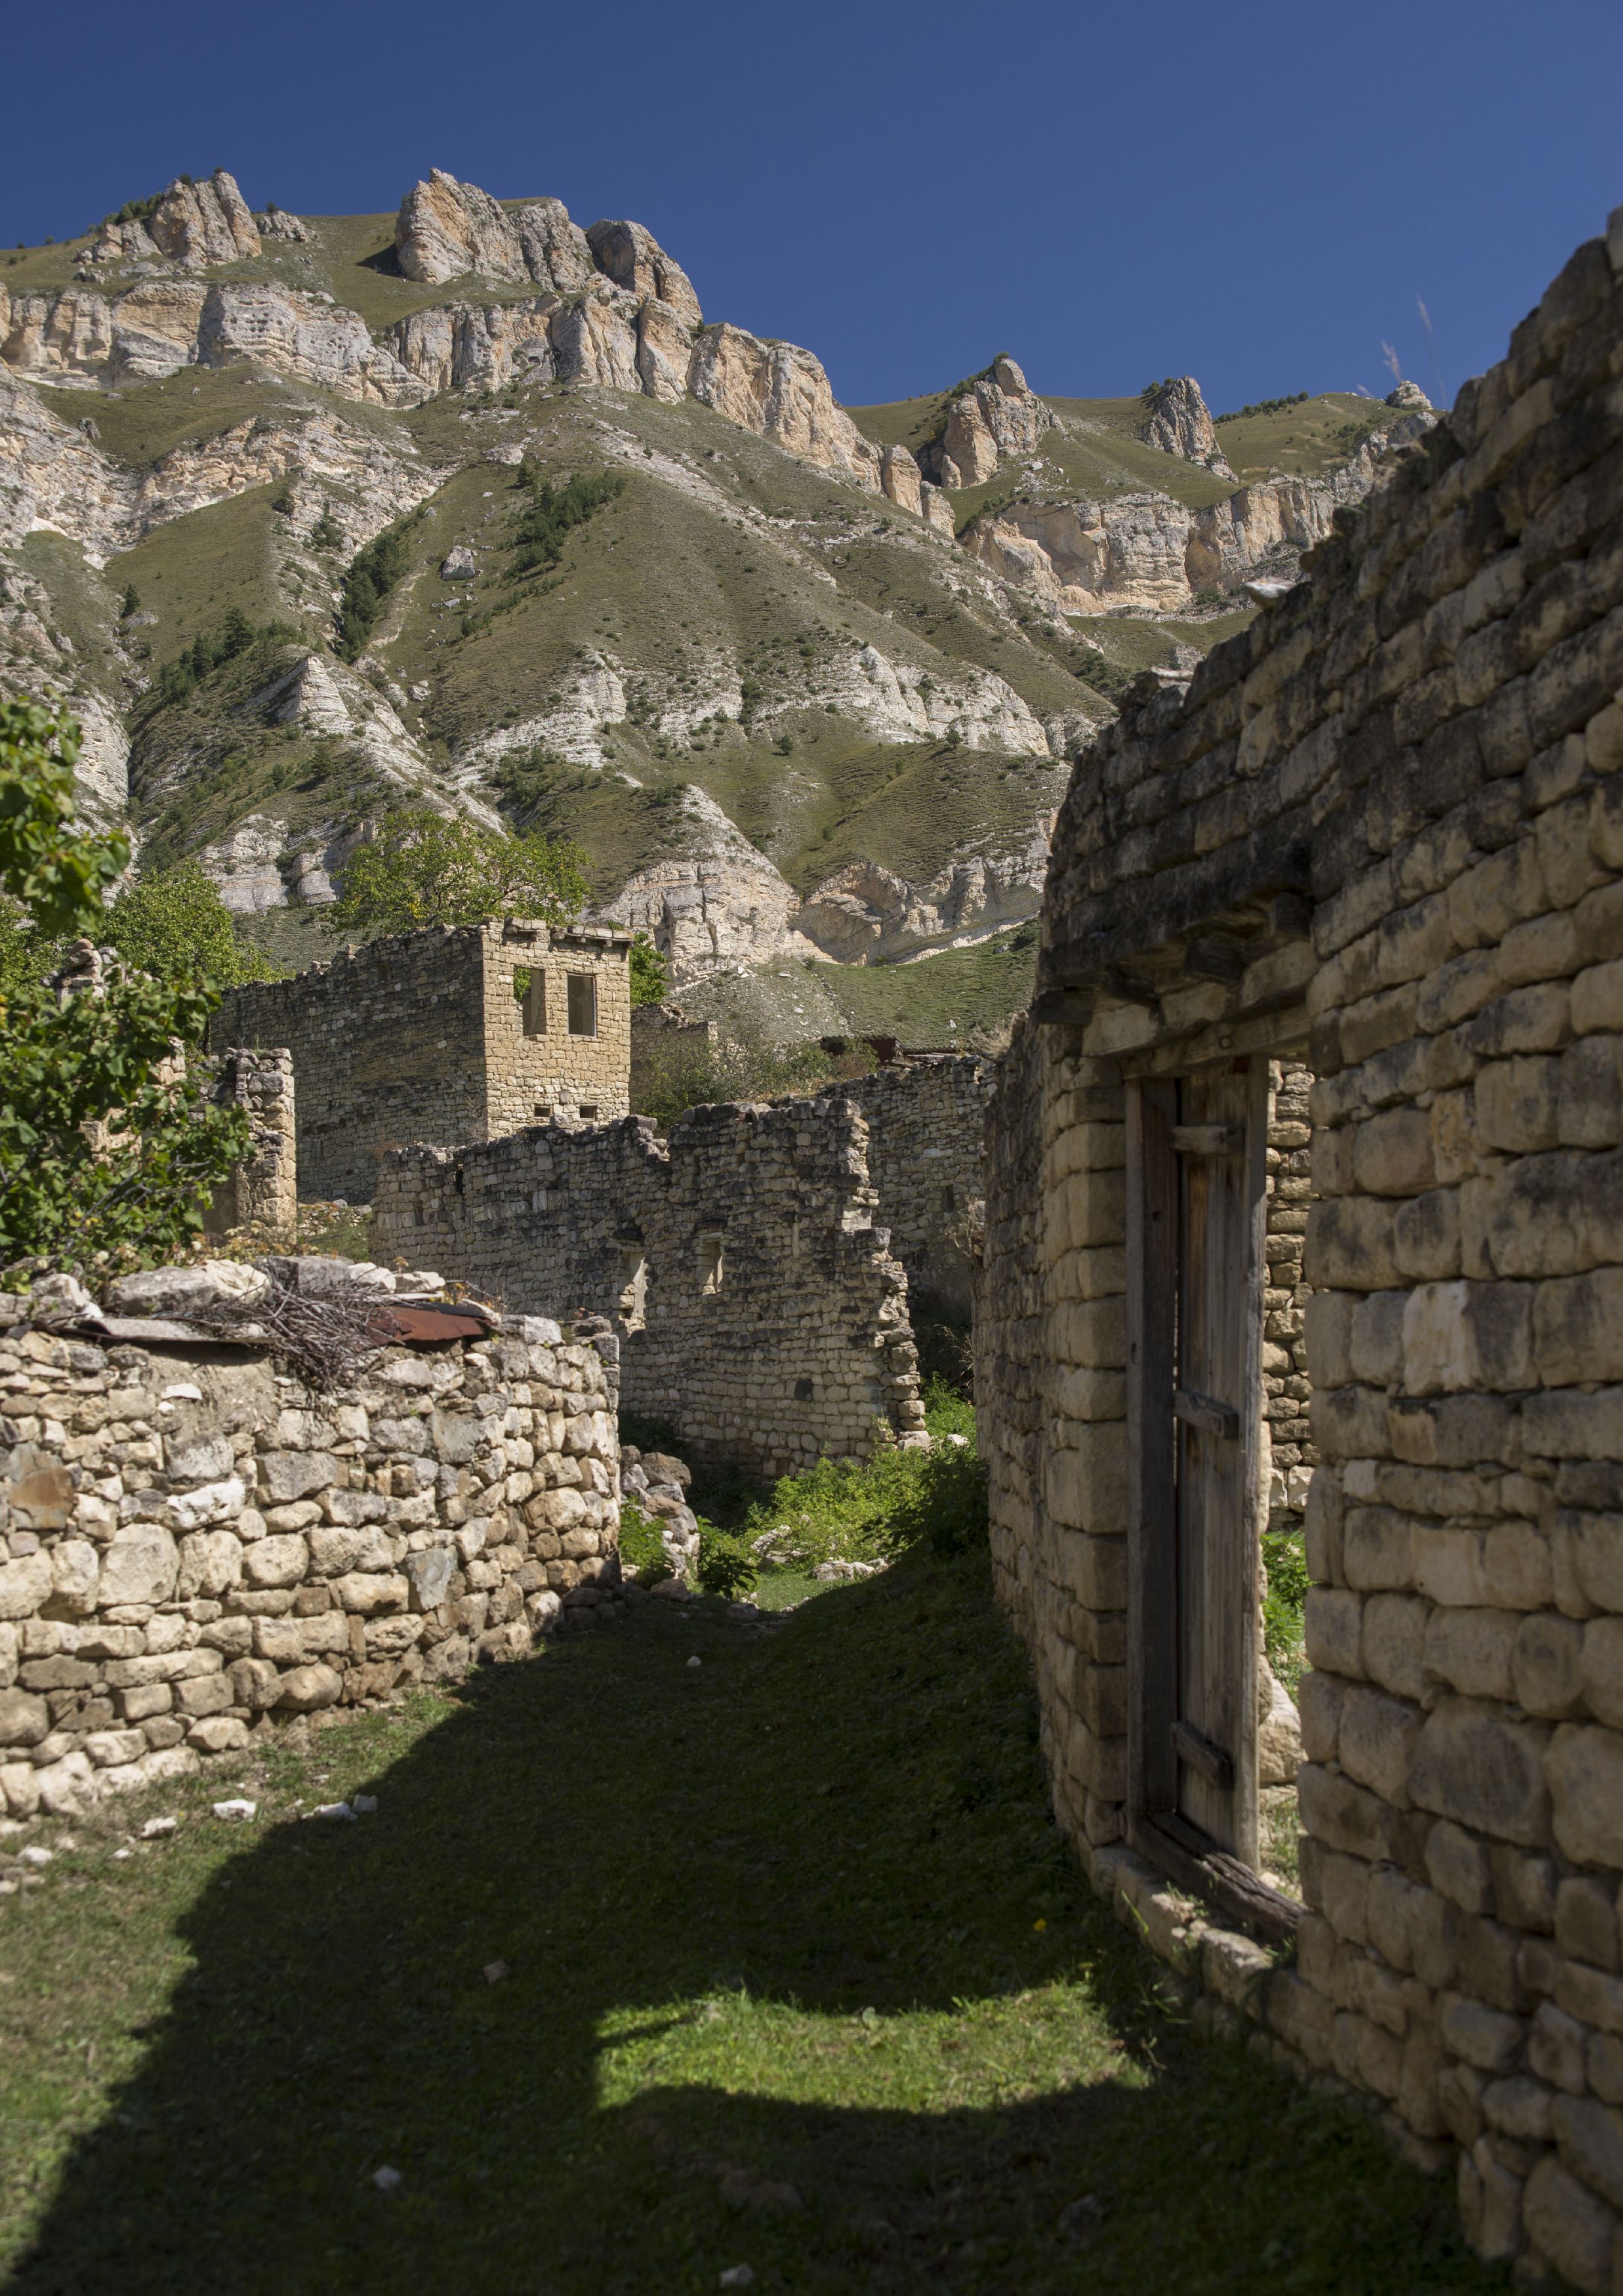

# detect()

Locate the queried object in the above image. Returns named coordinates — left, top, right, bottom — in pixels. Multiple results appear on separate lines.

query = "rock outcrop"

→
left=960, top=416, right=1435, bottom=612
left=550, top=277, right=644, bottom=392
left=196, top=285, right=426, bottom=407
left=1385, top=378, right=1431, bottom=411
left=688, top=324, right=881, bottom=492
left=386, top=297, right=558, bottom=394
left=394, top=171, right=594, bottom=290
left=1138, top=374, right=1233, bottom=475
left=89, top=171, right=261, bottom=270
left=796, top=838, right=1054, bottom=964
left=586, top=220, right=702, bottom=329
left=923, top=356, right=1050, bottom=489
left=255, top=207, right=311, bottom=243
left=880, top=443, right=922, bottom=514
left=607, top=786, right=812, bottom=978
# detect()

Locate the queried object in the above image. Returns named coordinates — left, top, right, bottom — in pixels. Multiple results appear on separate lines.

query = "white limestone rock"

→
left=586, top=219, right=703, bottom=329
left=606, top=786, right=812, bottom=981
left=1139, top=374, right=1233, bottom=476
left=395, top=171, right=593, bottom=291
left=686, top=323, right=882, bottom=492
left=196, top=285, right=425, bottom=407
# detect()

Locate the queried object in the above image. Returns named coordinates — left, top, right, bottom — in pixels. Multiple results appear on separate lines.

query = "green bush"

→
left=617, top=1500, right=668, bottom=1579
left=696, top=1521, right=758, bottom=1600
left=741, top=1383, right=985, bottom=1575
left=1263, top=1518, right=1309, bottom=1689
left=335, top=509, right=423, bottom=661
left=509, top=467, right=623, bottom=580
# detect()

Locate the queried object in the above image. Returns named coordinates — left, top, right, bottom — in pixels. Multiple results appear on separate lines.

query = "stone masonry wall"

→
left=977, top=209, right=1623, bottom=2287
left=371, top=1095, right=925, bottom=1479
left=212, top=920, right=632, bottom=1205
left=843, top=1057, right=995, bottom=1318
left=201, top=1047, right=298, bottom=1242
left=0, top=1295, right=621, bottom=1817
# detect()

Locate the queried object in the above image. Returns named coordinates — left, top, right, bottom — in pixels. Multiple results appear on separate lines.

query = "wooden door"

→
left=1127, top=1059, right=1267, bottom=1867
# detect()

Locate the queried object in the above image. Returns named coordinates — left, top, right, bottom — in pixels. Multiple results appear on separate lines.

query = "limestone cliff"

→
left=88, top=171, right=260, bottom=271
left=394, top=171, right=592, bottom=290
left=960, top=415, right=1435, bottom=611
left=1138, top=375, right=1233, bottom=476
left=606, top=787, right=814, bottom=977
left=586, top=220, right=703, bottom=330
left=921, top=356, right=1051, bottom=489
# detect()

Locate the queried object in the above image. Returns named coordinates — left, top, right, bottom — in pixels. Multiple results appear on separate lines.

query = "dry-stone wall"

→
left=0, top=1282, right=621, bottom=1817
left=977, top=208, right=1623, bottom=2287
left=213, top=920, right=632, bottom=1204
left=371, top=1095, right=924, bottom=1479
left=200, top=1047, right=298, bottom=1241
left=842, top=1057, right=995, bottom=1317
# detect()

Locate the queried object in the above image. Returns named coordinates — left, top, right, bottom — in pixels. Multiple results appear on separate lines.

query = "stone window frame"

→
left=567, top=973, right=598, bottom=1038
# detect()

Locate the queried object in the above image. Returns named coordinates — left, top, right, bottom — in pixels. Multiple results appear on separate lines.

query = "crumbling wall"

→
left=371, top=1096, right=925, bottom=1479
left=212, top=920, right=632, bottom=1204
left=843, top=1056, right=995, bottom=1317
left=201, top=1047, right=297, bottom=1241
left=0, top=1293, right=620, bottom=1816
left=977, top=210, right=1623, bottom=2286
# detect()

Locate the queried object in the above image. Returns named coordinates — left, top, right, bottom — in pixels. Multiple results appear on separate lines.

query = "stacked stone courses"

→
left=200, top=1046, right=298, bottom=1240
left=977, top=209, right=1623, bottom=2288
left=841, top=1057, right=994, bottom=1315
left=371, top=1094, right=926, bottom=1479
left=212, top=919, right=632, bottom=1205
left=0, top=1298, right=621, bottom=1816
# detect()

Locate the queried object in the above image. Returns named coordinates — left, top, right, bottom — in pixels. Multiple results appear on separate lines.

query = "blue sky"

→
left=5, top=0, right=1620, bottom=414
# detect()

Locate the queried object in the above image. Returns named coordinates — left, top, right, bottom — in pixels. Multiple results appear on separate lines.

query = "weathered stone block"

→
left=1547, top=1725, right=1623, bottom=1867
left=1409, top=1698, right=1552, bottom=1845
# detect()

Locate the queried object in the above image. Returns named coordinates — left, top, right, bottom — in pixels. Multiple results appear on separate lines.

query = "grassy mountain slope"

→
left=6, top=191, right=1413, bottom=1054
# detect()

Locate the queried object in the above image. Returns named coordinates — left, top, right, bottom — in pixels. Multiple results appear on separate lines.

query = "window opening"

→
left=699, top=1233, right=724, bottom=1295
left=518, top=968, right=546, bottom=1037
left=579, top=1104, right=598, bottom=1121
left=567, top=973, right=597, bottom=1036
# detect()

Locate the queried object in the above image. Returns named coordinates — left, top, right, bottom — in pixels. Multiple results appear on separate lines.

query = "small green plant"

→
left=310, top=508, right=344, bottom=552
left=617, top=1500, right=668, bottom=1579
left=1263, top=1517, right=1309, bottom=1689
left=697, top=1519, right=758, bottom=1599
left=119, top=582, right=140, bottom=619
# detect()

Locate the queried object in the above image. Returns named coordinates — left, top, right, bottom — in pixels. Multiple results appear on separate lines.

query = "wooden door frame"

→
left=1125, top=1056, right=1293, bottom=1934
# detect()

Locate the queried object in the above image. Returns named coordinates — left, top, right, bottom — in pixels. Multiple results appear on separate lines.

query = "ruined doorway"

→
left=1125, top=1056, right=1304, bottom=1927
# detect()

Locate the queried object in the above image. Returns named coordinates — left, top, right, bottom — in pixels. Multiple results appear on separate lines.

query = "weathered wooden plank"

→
left=1172, top=1717, right=1235, bottom=1790
left=1173, top=1387, right=1240, bottom=1439
left=1172, top=1124, right=1244, bottom=1157
left=1126, top=1077, right=1179, bottom=1826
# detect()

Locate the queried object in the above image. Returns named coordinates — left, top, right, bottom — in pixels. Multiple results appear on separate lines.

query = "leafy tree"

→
left=101, top=858, right=280, bottom=997
left=628, top=932, right=668, bottom=1007
left=0, top=700, right=127, bottom=933
left=323, top=807, right=590, bottom=939
left=0, top=698, right=249, bottom=1277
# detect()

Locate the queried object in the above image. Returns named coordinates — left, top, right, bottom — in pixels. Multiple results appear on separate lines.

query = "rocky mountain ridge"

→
left=0, top=164, right=1439, bottom=1029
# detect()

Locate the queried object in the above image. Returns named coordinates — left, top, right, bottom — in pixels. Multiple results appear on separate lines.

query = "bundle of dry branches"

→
left=187, top=1278, right=400, bottom=1391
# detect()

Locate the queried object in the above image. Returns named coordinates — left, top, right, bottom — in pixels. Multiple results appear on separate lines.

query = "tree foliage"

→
left=510, top=467, right=623, bottom=579
left=323, top=807, right=590, bottom=939
left=335, top=510, right=422, bottom=661
left=0, top=699, right=249, bottom=1278
left=0, top=700, right=127, bottom=935
left=628, top=932, right=668, bottom=1007
left=101, top=859, right=280, bottom=998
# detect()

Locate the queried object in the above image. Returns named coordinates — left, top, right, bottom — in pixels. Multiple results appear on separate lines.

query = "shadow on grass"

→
left=7, top=1550, right=1508, bottom=2296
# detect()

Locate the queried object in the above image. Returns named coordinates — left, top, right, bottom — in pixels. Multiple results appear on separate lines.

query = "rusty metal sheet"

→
left=380, top=1306, right=489, bottom=1345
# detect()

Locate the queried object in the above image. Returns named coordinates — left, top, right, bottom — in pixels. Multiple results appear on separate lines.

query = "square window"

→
left=567, top=973, right=597, bottom=1036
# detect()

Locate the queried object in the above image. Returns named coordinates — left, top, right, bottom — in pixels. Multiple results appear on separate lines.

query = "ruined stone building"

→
left=372, top=1094, right=926, bottom=1479
left=213, top=918, right=634, bottom=1204
left=976, top=208, right=1623, bottom=2288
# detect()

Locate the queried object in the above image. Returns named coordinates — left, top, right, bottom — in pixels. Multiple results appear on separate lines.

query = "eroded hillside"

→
left=0, top=167, right=1433, bottom=1035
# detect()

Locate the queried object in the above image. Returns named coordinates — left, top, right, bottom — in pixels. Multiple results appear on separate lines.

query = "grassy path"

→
left=0, top=1548, right=1508, bottom=2294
